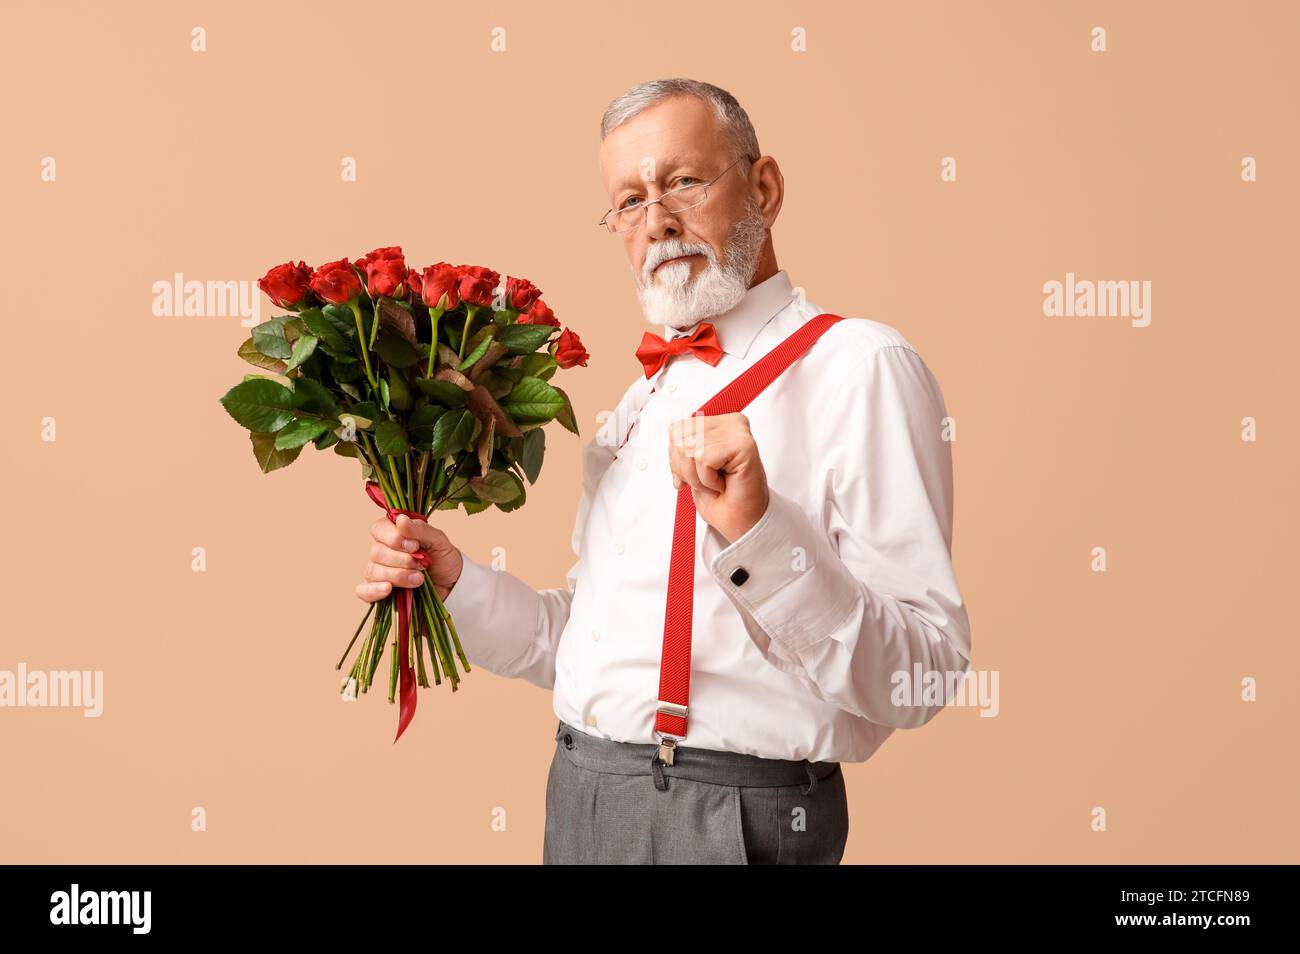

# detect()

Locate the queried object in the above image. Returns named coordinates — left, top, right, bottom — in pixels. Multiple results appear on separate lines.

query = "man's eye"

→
left=673, top=177, right=699, bottom=187
left=619, top=196, right=642, bottom=210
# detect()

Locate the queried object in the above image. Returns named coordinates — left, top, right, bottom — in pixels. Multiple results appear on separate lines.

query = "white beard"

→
left=635, top=202, right=768, bottom=332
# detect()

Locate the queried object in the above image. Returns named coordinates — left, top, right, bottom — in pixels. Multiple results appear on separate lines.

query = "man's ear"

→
left=750, top=156, right=784, bottom=228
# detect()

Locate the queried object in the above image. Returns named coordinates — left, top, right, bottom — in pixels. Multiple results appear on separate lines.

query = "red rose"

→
left=356, top=246, right=403, bottom=270
left=517, top=298, right=560, bottom=328
left=554, top=328, right=589, bottom=368
left=506, top=276, right=542, bottom=312
left=418, top=262, right=461, bottom=310
left=364, top=257, right=407, bottom=297
left=406, top=267, right=423, bottom=299
left=258, top=261, right=314, bottom=308
left=309, top=259, right=363, bottom=304
left=456, top=264, right=500, bottom=309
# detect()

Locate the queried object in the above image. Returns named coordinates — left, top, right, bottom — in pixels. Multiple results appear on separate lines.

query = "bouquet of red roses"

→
left=219, top=247, right=588, bottom=741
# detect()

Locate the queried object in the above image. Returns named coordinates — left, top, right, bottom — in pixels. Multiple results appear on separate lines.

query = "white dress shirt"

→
left=442, top=270, right=972, bottom=763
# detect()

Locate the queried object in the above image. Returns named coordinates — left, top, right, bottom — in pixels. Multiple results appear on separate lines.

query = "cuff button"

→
left=729, top=567, right=749, bottom=586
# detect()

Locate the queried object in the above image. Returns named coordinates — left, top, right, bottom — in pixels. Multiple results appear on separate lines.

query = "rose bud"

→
left=365, top=257, right=408, bottom=298
left=554, top=328, right=590, bottom=368
left=456, top=265, right=500, bottom=309
left=258, top=261, right=314, bottom=308
left=309, top=259, right=364, bottom=304
left=505, top=276, right=542, bottom=312
left=517, top=299, right=560, bottom=327
left=419, top=262, right=461, bottom=311
left=355, top=246, right=404, bottom=270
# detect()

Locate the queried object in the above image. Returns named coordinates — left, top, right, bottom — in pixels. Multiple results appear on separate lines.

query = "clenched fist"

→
left=357, top=515, right=464, bottom=604
left=667, top=412, right=770, bottom=546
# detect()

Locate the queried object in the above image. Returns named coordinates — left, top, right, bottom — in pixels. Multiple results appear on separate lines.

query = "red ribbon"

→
left=365, top=480, right=430, bottom=743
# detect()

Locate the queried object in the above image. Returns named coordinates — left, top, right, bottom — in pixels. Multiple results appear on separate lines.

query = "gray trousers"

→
left=543, top=720, right=849, bottom=864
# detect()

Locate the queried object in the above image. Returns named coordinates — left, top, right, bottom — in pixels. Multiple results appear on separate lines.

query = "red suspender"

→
left=653, top=312, right=846, bottom=761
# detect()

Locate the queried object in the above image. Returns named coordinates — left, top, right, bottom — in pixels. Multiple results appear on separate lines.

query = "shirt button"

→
left=729, top=566, right=750, bottom=586
left=591, top=629, right=601, bottom=642
left=586, top=715, right=598, bottom=728
left=614, top=540, right=625, bottom=555
left=636, top=457, right=647, bottom=471
left=667, top=382, right=678, bottom=392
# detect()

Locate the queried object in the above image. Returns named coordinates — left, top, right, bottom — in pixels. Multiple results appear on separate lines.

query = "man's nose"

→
left=644, top=201, right=682, bottom=241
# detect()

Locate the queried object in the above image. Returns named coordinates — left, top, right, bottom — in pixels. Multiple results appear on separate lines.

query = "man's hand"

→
left=357, top=515, right=464, bottom=604
left=667, top=412, right=770, bottom=545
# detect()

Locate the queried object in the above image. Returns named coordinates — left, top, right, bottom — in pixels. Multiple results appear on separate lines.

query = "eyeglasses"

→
left=598, top=155, right=754, bottom=234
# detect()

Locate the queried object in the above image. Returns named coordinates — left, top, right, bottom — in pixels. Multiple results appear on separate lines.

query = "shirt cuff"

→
left=701, top=486, right=860, bottom=654
left=442, top=547, right=494, bottom=620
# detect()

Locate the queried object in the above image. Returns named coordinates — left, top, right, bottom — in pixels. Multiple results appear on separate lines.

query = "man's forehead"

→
left=600, top=98, right=725, bottom=186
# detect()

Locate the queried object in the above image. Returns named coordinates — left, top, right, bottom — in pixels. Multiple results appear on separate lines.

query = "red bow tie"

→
left=634, top=322, right=724, bottom=379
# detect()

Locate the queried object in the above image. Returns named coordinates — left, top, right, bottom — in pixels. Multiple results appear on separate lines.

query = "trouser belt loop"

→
left=650, top=748, right=669, bottom=791
left=801, top=759, right=818, bottom=796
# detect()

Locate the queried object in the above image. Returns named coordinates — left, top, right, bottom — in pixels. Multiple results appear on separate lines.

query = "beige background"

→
left=1, top=0, right=1296, bottom=864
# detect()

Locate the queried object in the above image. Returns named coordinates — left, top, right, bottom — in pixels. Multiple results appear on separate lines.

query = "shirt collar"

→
left=663, top=270, right=796, bottom=361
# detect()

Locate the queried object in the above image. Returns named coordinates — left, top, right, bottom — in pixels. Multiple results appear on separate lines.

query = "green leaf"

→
left=349, top=401, right=383, bottom=422
left=470, top=470, right=522, bottom=504
left=290, top=377, right=338, bottom=416
left=387, top=372, right=413, bottom=411
left=414, top=377, right=469, bottom=407
left=302, top=307, right=354, bottom=357
left=376, top=332, right=419, bottom=369
left=275, top=418, right=331, bottom=449
left=250, top=431, right=303, bottom=473
left=495, top=473, right=527, bottom=513
left=497, top=323, right=556, bottom=355
left=284, top=333, right=319, bottom=372
left=331, top=357, right=364, bottom=382
left=408, top=405, right=447, bottom=449
left=428, top=409, right=476, bottom=457
left=519, top=428, right=545, bottom=484
left=220, top=378, right=295, bottom=432
left=457, top=334, right=492, bottom=370
left=251, top=316, right=292, bottom=359
left=503, top=376, right=565, bottom=423
left=238, top=337, right=288, bottom=373
left=374, top=419, right=409, bottom=456
left=552, top=384, right=580, bottom=436
left=378, top=377, right=391, bottom=410
left=521, top=352, right=558, bottom=381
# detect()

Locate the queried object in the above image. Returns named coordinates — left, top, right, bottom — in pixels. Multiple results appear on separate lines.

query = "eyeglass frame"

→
left=597, top=154, right=758, bottom=233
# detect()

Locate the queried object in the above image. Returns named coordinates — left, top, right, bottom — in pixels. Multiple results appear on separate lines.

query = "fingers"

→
left=368, top=539, right=424, bottom=571
left=369, top=514, right=448, bottom=554
left=394, top=514, right=447, bottom=551
left=355, top=580, right=393, bottom=603
left=364, top=559, right=426, bottom=590
left=669, top=416, right=735, bottom=495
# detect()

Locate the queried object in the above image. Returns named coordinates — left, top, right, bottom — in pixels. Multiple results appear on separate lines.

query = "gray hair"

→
left=600, top=78, right=761, bottom=172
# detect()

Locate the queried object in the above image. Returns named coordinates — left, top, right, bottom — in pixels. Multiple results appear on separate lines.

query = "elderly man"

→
left=356, top=78, right=972, bottom=864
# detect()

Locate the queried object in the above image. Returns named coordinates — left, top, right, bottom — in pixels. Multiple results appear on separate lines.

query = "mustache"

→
left=641, top=240, right=716, bottom=283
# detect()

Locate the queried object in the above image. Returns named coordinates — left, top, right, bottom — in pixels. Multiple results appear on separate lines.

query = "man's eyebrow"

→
left=610, top=156, right=691, bottom=193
